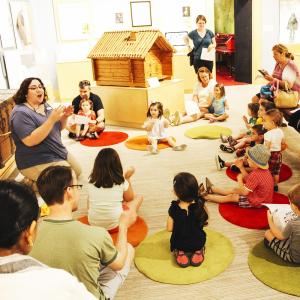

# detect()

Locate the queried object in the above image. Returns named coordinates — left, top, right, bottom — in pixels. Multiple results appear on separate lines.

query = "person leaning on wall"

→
left=68, top=80, right=105, bottom=138
left=184, top=14, right=216, bottom=73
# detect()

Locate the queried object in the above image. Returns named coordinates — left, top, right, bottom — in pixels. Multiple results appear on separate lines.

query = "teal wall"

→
left=214, top=0, right=234, bottom=33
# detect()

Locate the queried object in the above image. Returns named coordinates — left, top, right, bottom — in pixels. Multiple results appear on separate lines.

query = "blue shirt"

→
left=10, top=103, right=68, bottom=169
left=188, top=29, right=215, bottom=58
left=212, top=96, right=226, bottom=115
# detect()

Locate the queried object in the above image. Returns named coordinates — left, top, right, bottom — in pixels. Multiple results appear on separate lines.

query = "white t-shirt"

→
left=0, top=254, right=96, bottom=300
left=144, top=118, right=168, bottom=140
left=264, top=127, right=284, bottom=151
left=88, top=180, right=129, bottom=230
left=193, top=78, right=217, bottom=108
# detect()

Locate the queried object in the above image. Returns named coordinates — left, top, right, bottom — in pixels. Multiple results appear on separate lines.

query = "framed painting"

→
left=130, top=1, right=152, bottom=27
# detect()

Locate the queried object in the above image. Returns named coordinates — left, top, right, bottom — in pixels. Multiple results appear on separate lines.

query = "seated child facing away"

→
left=264, top=183, right=300, bottom=264
left=204, top=83, right=229, bottom=123
left=143, top=101, right=187, bottom=154
left=75, top=99, right=97, bottom=141
left=204, top=144, right=274, bottom=208
left=220, top=103, right=260, bottom=152
left=263, top=109, right=285, bottom=192
left=88, top=148, right=143, bottom=232
left=167, top=172, right=208, bottom=268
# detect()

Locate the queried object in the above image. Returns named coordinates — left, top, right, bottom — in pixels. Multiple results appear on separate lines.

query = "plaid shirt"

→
left=244, top=168, right=274, bottom=207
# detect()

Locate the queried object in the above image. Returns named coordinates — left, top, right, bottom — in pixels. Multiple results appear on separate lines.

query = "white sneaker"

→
left=147, top=145, right=159, bottom=154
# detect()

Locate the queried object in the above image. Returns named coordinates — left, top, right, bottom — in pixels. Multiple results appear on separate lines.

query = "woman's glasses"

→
left=28, top=85, right=44, bottom=91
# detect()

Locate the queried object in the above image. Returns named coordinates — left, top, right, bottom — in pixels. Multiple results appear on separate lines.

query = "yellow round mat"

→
left=125, top=135, right=175, bottom=151
left=185, top=125, right=232, bottom=139
left=248, top=241, right=300, bottom=296
left=134, top=229, right=234, bottom=284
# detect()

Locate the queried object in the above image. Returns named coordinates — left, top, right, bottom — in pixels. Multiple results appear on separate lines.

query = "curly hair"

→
left=13, top=77, right=48, bottom=105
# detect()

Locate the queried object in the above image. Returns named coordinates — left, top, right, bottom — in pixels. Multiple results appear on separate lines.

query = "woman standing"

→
left=252, top=44, right=300, bottom=103
left=184, top=15, right=216, bottom=73
left=10, top=77, right=81, bottom=183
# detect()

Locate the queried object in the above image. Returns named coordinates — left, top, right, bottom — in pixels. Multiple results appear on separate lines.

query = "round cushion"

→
left=125, top=135, right=175, bottom=151
left=248, top=241, right=300, bottom=296
left=134, top=228, right=234, bottom=284
left=185, top=125, right=232, bottom=139
left=77, top=215, right=148, bottom=247
left=218, top=192, right=289, bottom=229
left=226, top=163, right=293, bottom=183
left=80, top=131, right=128, bottom=147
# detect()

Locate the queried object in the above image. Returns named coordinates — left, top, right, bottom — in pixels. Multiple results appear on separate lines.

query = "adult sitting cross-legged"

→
left=30, top=166, right=135, bottom=300
left=68, top=80, right=105, bottom=138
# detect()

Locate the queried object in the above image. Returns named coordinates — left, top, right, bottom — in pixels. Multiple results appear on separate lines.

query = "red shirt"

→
left=78, top=110, right=96, bottom=125
left=244, top=168, right=274, bottom=207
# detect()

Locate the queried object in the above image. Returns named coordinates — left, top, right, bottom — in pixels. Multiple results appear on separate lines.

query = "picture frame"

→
left=0, top=1, right=16, bottom=49
left=130, top=1, right=152, bottom=27
left=165, top=31, right=188, bottom=47
left=115, top=12, right=124, bottom=24
left=53, top=0, right=91, bottom=42
left=182, top=6, right=190, bottom=17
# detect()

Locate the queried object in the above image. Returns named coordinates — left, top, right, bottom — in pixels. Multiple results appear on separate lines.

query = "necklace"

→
left=26, top=102, right=39, bottom=111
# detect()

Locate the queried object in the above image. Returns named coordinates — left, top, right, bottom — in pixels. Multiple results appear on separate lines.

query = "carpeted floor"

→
left=14, top=85, right=299, bottom=299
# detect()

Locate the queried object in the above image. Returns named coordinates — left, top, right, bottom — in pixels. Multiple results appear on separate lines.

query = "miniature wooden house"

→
left=88, top=30, right=175, bottom=88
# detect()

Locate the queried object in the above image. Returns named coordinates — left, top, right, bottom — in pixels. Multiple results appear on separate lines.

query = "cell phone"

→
left=258, top=69, right=267, bottom=76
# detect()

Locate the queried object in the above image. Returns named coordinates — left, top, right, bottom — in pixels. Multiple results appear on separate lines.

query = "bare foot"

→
left=124, top=166, right=135, bottom=179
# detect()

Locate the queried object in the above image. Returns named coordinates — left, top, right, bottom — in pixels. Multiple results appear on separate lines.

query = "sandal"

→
left=220, top=144, right=235, bottom=153
left=228, top=136, right=237, bottom=147
left=220, top=133, right=228, bottom=143
left=190, top=248, right=205, bottom=267
left=205, top=177, right=214, bottom=194
left=174, top=250, right=190, bottom=268
left=198, top=183, right=207, bottom=197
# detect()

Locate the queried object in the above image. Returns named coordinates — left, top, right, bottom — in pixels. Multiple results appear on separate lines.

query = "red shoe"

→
left=190, top=248, right=205, bottom=267
left=174, top=250, right=190, bottom=268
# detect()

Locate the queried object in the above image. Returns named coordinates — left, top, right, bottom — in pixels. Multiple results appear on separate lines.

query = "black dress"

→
left=168, top=200, right=206, bottom=252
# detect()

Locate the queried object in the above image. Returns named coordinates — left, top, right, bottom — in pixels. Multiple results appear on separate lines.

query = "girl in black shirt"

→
left=167, top=172, right=208, bottom=267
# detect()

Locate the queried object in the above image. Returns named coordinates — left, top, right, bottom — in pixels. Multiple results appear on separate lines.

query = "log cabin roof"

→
left=88, top=30, right=175, bottom=59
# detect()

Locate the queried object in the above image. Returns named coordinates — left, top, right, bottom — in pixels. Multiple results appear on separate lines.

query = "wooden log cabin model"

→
left=88, top=30, right=176, bottom=88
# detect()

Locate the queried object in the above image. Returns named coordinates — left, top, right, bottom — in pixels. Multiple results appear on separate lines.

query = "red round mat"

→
left=226, top=163, right=292, bottom=183
left=80, top=131, right=128, bottom=147
left=78, top=215, right=148, bottom=247
left=218, top=192, right=289, bottom=229
left=125, top=135, right=175, bottom=151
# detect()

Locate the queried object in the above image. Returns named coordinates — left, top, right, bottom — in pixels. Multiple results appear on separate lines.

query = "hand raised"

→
left=63, top=105, right=74, bottom=117
left=49, top=106, right=65, bottom=123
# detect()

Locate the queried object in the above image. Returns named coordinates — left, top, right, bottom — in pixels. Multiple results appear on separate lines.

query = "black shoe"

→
left=230, top=165, right=241, bottom=173
left=264, top=238, right=271, bottom=249
left=274, top=185, right=279, bottom=192
left=215, top=155, right=225, bottom=171
left=68, top=132, right=76, bottom=139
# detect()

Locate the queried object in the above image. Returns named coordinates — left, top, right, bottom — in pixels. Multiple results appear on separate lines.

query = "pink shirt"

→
left=244, top=168, right=274, bottom=207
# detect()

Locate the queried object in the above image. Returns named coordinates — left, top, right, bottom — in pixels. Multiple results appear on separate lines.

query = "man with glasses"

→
left=31, top=165, right=135, bottom=300
left=69, top=80, right=105, bottom=138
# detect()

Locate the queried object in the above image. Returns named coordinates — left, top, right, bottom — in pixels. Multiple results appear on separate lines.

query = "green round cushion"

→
left=185, top=125, right=232, bottom=139
left=134, top=229, right=234, bottom=284
left=248, top=241, right=300, bottom=296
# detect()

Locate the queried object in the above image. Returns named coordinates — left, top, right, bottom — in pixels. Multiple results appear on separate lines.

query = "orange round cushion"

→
left=125, top=135, right=175, bottom=151
left=77, top=215, right=148, bottom=247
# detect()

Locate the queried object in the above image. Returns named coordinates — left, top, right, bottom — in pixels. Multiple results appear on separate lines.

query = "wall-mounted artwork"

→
left=53, top=0, right=91, bottom=42
left=182, top=6, right=190, bottom=17
left=279, top=0, right=300, bottom=44
left=130, top=1, right=152, bottom=27
left=165, top=31, right=188, bottom=46
left=0, top=1, right=16, bottom=49
left=115, top=13, right=124, bottom=24
left=9, top=1, right=32, bottom=48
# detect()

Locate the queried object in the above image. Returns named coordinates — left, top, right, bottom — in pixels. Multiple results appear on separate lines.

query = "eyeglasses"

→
left=67, top=184, right=83, bottom=190
left=28, top=85, right=44, bottom=91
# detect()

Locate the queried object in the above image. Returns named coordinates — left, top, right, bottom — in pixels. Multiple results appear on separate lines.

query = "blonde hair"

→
left=265, top=109, right=283, bottom=127
left=197, top=67, right=213, bottom=83
left=272, top=44, right=294, bottom=60
left=288, top=184, right=300, bottom=210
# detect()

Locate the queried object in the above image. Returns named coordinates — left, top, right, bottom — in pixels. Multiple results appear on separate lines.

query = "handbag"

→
left=274, top=80, right=299, bottom=109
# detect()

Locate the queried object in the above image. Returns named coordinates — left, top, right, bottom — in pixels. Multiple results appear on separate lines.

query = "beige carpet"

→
left=22, top=85, right=300, bottom=299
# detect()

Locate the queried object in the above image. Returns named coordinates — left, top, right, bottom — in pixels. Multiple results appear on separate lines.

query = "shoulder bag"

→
left=187, top=35, right=205, bottom=66
left=274, top=80, right=299, bottom=109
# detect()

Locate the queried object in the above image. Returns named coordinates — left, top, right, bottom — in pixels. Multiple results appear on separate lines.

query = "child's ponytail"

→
left=194, top=196, right=209, bottom=225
